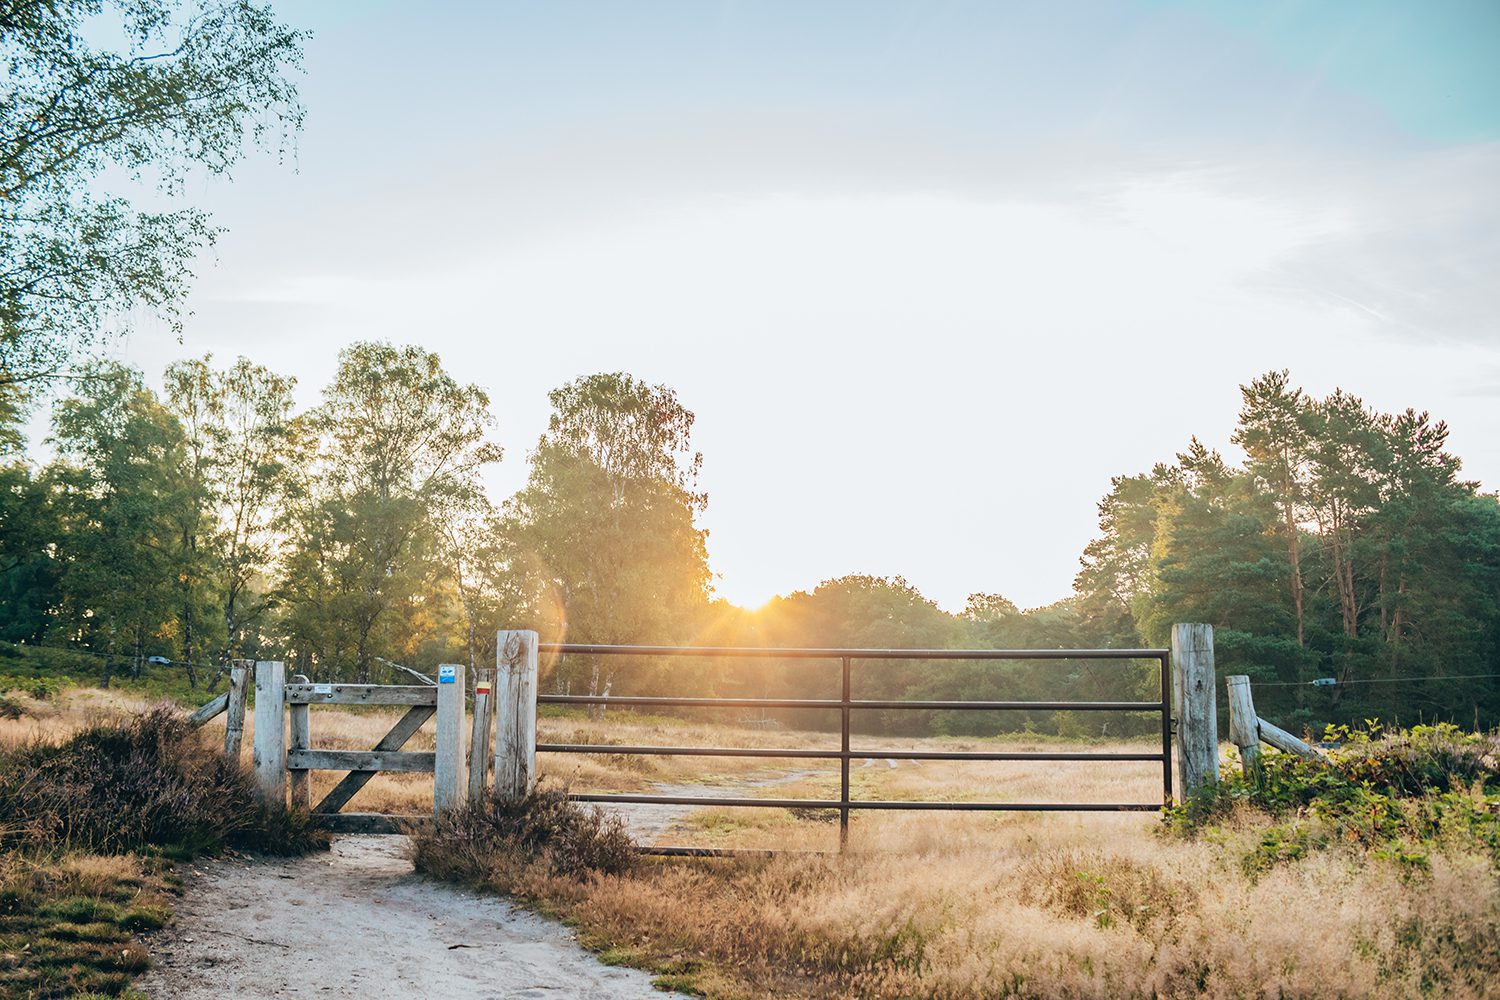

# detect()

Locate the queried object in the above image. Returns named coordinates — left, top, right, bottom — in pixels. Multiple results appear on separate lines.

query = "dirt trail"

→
left=606, top=769, right=823, bottom=843
left=137, top=836, right=669, bottom=999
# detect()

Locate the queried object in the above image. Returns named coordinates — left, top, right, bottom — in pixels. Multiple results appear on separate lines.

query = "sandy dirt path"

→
left=137, top=836, right=670, bottom=999
left=604, top=769, right=825, bottom=843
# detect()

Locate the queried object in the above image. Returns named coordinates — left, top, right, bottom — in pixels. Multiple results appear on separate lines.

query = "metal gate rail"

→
left=536, top=644, right=1173, bottom=853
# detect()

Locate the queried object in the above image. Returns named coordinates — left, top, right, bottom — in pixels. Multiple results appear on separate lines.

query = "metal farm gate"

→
left=534, top=642, right=1175, bottom=854
left=198, top=626, right=1225, bottom=852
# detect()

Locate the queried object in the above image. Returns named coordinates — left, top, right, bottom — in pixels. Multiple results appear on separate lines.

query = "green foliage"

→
left=500, top=373, right=710, bottom=698
left=1166, top=723, right=1500, bottom=876
left=1077, top=369, right=1500, bottom=731
left=47, top=363, right=191, bottom=682
left=161, top=355, right=299, bottom=669
left=277, top=341, right=502, bottom=682
left=0, top=642, right=214, bottom=707
left=1, top=0, right=306, bottom=393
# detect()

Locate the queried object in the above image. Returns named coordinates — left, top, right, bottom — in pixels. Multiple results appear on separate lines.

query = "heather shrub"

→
left=412, top=784, right=636, bottom=891
left=0, top=706, right=328, bottom=857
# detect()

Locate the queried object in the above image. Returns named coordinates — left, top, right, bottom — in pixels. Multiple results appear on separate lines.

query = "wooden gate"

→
left=242, top=661, right=472, bottom=833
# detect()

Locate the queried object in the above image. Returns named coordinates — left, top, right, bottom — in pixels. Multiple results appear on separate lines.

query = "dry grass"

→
left=492, top=805, right=1500, bottom=998
left=445, top=711, right=1500, bottom=998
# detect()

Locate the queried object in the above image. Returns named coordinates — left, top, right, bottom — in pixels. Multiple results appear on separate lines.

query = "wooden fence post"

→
left=468, top=666, right=494, bottom=801
left=434, top=662, right=467, bottom=814
left=224, top=659, right=252, bottom=757
left=251, top=661, right=287, bottom=806
left=1225, top=674, right=1260, bottom=776
left=288, top=673, right=311, bottom=811
left=494, top=630, right=538, bottom=802
left=1171, top=624, right=1218, bottom=796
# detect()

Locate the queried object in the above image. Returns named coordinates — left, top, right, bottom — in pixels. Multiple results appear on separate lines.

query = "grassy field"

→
left=414, top=712, right=1500, bottom=997
left=5, top=666, right=1498, bottom=999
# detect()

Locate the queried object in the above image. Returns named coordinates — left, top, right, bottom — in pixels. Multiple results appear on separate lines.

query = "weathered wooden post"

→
left=251, top=661, right=287, bottom=806
left=468, top=666, right=495, bottom=801
left=224, top=659, right=252, bottom=757
left=1171, top=624, right=1218, bottom=796
left=494, top=630, right=538, bottom=802
left=1225, top=674, right=1260, bottom=776
left=434, top=662, right=467, bottom=813
left=288, top=673, right=311, bottom=811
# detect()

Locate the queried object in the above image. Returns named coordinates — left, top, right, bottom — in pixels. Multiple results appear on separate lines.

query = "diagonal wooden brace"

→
left=313, top=705, right=435, bottom=815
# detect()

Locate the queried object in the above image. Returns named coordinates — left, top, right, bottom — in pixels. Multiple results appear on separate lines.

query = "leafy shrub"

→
left=412, top=784, right=636, bottom=891
left=1332, top=722, right=1500, bottom=796
left=0, top=706, right=328, bottom=857
left=1166, top=722, right=1500, bottom=874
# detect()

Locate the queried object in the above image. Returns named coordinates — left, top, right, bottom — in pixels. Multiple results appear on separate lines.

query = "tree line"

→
left=5, top=349, right=1494, bottom=731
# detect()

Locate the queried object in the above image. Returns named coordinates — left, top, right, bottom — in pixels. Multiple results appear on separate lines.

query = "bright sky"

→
left=97, top=0, right=1500, bottom=612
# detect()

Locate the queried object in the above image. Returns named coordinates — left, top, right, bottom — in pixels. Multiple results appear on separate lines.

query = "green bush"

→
left=1332, top=722, right=1500, bottom=796
left=1165, top=722, right=1500, bottom=875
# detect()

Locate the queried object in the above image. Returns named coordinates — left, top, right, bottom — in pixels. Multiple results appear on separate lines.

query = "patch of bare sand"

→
left=137, top=836, right=670, bottom=999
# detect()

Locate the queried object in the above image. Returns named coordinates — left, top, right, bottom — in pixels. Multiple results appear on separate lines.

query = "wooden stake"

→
left=1225, top=674, right=1261, bottom=775
left=289, top=673, right=311, bottom=811
left=224, top=660, right=252, bottom=757
left=468, top=666, right=495, bottom=801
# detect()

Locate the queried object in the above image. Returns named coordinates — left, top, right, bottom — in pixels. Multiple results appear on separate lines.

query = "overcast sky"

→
left=95, top=0, right=1500, bottom=611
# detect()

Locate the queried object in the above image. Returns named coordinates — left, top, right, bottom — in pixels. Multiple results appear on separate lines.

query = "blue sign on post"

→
left=438, top=664, right=457, bottom=684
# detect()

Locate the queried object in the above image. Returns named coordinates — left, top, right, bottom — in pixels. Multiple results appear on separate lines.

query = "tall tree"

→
left=0, top=1, right=306, bottom=393
left=1302, top=390, right=1385, bottom=682
left=279, top=343, right=500, bottom=681
left=1076, top=370, right=1500, bottom=728
left=501, top=373, right=710, bottom=703
left=1233, top=370, right=1312, bottom=647
left=163, top=355, right=296, bottom=664
left=47, top=362, right=186, bottom=682
left=0, top=426, right=59, bottom=642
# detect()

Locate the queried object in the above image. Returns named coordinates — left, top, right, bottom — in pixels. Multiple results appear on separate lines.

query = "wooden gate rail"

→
left=285, top=684, right=439, bottom=705
left=241, top=661, right=468, bottom=834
